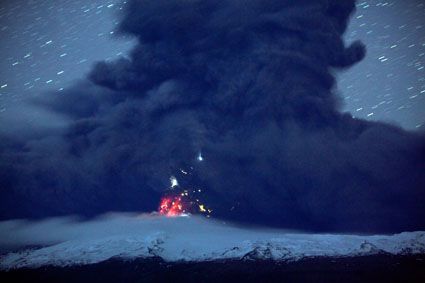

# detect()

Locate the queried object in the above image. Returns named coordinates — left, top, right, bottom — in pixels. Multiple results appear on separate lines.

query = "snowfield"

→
left=1, top=214, right=424, bottom=270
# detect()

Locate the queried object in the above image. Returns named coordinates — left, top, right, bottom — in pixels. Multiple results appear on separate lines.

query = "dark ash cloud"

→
left=0, top=0, right=424, bottom=233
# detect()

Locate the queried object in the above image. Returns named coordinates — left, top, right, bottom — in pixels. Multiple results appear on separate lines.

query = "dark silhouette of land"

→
left=2, top=254, right=425, bottom=283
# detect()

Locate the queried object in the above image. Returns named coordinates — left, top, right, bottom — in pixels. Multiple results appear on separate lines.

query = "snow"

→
left=1, top=214, right=424, bottom=270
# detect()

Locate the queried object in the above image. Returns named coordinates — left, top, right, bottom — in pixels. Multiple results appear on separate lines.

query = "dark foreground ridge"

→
left=2, top=255, right=425, bottom=283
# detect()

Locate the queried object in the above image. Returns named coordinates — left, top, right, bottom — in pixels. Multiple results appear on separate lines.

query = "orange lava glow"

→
left=159, top=196, right=185, bottom=217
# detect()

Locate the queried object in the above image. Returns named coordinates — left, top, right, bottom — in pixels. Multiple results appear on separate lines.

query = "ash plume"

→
left=0, top=0, right=424, bottom=233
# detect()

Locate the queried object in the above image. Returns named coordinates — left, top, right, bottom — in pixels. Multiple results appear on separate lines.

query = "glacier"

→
left=1, top=214, right=424, bottom=270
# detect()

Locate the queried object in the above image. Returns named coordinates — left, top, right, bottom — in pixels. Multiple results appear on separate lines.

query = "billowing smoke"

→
left=0, top=0, right=424, bottom=233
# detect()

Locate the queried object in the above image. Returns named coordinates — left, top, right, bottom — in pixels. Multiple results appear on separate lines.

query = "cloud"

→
left=0, top=0, right=424, bottom=233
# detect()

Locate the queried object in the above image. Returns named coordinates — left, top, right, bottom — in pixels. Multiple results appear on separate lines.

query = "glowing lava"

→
left=159, top=196, right=185, bottom=217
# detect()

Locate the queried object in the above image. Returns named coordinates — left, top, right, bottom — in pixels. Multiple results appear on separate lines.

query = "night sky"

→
left=0, top=0, right=134, bottom=113
left=341, top=0, right=425, bottom=130
left=1, top=0, right=424, bottom=130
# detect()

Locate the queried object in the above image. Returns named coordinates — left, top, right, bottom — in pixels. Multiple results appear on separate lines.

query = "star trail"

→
left=0, top=0, right=424, bottom=129
left=341, top=0, right=425, bottom=129
left=0, top=0, right=134, bottom=111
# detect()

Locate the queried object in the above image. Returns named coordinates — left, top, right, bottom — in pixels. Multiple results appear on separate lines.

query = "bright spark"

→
left=170, top=176, right=179, bottom=188
left=199, top=204, right=206, bottom=212
left=197, top=152, right=203, bottom=162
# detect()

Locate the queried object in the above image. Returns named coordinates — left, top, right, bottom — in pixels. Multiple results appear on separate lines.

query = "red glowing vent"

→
left=158, top=196, right=185, bottom=217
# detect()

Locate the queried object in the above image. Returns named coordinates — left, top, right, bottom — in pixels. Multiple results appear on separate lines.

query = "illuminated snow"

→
left=0, top=214, right=424, bottom=270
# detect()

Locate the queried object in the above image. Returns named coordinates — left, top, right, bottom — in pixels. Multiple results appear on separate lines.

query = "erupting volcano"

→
left=158, top=196, right=186, bottom=217
left=158, top=191, right=212, bottom=217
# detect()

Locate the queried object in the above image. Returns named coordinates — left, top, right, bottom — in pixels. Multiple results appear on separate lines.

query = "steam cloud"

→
left=0, top=0, right=424, bottom=233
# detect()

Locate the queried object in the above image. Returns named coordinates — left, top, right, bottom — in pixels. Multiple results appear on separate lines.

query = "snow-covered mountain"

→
left=1, top=214, right=424, bottom=270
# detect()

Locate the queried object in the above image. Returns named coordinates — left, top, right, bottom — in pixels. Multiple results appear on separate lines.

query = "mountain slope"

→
left=1, top=214, right=424, bottom=270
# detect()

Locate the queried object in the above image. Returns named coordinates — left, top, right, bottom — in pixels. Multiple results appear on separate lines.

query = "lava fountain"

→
left=158, top=196, right=186, bottom=217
